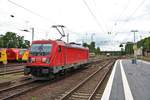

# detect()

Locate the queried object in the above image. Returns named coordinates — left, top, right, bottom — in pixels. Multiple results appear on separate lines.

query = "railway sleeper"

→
left=74, top=92, right=90, bottom=96
left=71, top=94, right=89, bottom=99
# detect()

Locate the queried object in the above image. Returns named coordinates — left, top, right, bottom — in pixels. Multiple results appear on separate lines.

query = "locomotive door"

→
left=64, top=46, right=67, bottom=65
left=57, top=45, right=67, bottom=67
left=61, top=46, right=66, bottom=66
left=58, top=46, right=63, bottom=66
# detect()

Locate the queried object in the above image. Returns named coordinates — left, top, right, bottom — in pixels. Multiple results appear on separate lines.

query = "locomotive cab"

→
left=29, top=43, right=52, bottom=63
left=25, top=41, right=53, bottom=77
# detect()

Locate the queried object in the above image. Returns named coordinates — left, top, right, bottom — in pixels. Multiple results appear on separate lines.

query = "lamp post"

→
left=31, top=28, right=34, bottom=41
left=21, top=27, right=34, bottom=42
left=131, top=30, right=138, bottom=43
left=91, top=33, right=95, bottom=42
left=10, top=15, right=34, bottom=42
left=67, top=33, right=69, bottom=43
left=131, top=30, right=138, bottom=64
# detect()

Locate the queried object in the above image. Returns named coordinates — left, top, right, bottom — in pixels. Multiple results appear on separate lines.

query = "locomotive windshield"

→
left=30, top=44, right=52, bottom=56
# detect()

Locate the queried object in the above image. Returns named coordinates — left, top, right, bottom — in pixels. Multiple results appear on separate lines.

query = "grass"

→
left=140, top=56, right=150, bottom=62
left=136, top=56, right=150, bottom=62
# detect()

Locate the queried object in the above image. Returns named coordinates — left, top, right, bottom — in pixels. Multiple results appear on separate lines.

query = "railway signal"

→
left=108, top=32, right=111, bottom=34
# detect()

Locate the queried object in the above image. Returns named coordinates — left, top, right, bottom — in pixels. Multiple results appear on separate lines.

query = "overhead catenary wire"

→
left=7, top=0, right=67, bottom=39
left=7, top=0, right=56, bottom=25
left=111, top=0, right=131, bottom=33
left=82, top=0, right=106, bottom=33
left=125, top=0, right=146, bottom=21
left=8, top=0, right=106, bottom=37
left=7, top=0, right=87, bottom=41
left=92, top=0, right=109, bottom=33
left=128, top=11, right=150, bottom=20
left=114, top=0, right=131, bottom=25
left=116, top=0, right=146, bottom=34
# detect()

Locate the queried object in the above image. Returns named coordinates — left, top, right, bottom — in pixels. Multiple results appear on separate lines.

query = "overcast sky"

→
left=0, top=0, right=150, bottom=51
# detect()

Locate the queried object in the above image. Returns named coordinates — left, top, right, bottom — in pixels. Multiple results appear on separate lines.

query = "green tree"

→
left=0, top=32, right=30, bottom=48
left=82, top=42, right=89, bottom=48
left=125, top=36, right=150, bottom=55
left=89, top=41, right=96, bottom=53
left=0, top=35, right=4, bottom=47
left=143, top=37, right=150, bottom=51
left=82, top=42, right=101, bottom=55
left=95, top=47, right=100, bottom=55
left=125, top=42, right=134, bottom=54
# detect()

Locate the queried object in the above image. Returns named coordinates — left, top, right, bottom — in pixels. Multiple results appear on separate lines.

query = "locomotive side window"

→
left=58, top=46, right=61, bottom=52
left=30, top=44, right=52, bottom=56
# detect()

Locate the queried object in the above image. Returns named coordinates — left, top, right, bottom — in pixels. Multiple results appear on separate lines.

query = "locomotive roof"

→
left=32, top=40, right=89, bottom=50
left=32, top=40, right=66, bottom=46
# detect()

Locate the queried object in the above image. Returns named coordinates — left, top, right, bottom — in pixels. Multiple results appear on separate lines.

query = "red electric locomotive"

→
left=24, top=39, right=89, bottom=78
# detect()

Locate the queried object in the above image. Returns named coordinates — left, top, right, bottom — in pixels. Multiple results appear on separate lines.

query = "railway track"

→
left=87, top=62, right=114, bottom=100
left=0, top=59, right=114, bottom=100
left=58, top=60, right=115, bottom=100
left=0, top=79, right=48, bottom=100
left=0, top=63, right=25, bottom=68
left=0, top=65, right=24, bottom=76
left=0, top=62, right=100, bottom=100
left=0, top=65, right=24, bottom=71
left=0, top=69, right=24, bottom=76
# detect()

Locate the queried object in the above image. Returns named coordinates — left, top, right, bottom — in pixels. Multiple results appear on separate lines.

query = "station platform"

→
left=101, top=59, right=150, bottom=100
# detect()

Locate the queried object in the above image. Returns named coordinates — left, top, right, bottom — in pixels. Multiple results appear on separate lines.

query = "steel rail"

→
left=0, top=80, right=34, bottom=93
left=0, top=69, right=23, bottom=76
left=88, top=61, right=114, bottom=100
left=0, top=80, right=43, bottom=100
left=60, top=60, right=113, bottom=100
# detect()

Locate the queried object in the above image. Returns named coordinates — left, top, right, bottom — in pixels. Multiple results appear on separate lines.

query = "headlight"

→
left=42, top=58, right=49, bottom=64
left=31, top=58, right=35, bottom=62
left=42, top=58, right=46, bottom=62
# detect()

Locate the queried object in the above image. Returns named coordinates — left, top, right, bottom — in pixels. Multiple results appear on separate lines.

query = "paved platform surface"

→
left=101, top=59, right=150, bottom=100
